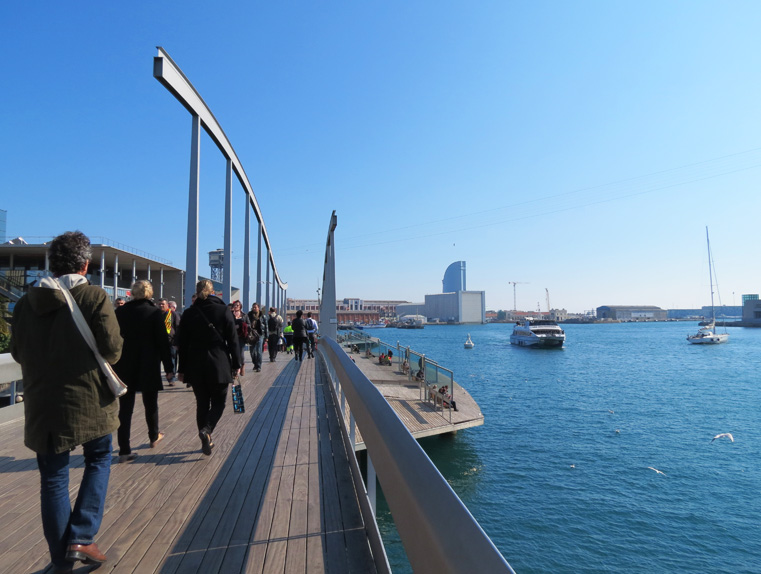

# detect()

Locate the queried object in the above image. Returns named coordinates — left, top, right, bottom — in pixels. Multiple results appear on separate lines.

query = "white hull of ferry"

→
left=510, top=320, right=565, bottom=348
left=510, top=333, right=565, bottom=348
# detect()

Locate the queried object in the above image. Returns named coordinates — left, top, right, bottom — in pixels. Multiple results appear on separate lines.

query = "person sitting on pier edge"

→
left=114, top=279, right=174, bottom=463
left=10, top=230, right=123, bottom=571
left=177, top=279, right=242, bottom=456
left=438, top=385, right=458, bottom=411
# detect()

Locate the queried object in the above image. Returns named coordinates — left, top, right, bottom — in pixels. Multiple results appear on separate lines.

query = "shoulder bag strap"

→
left=194, top=304, right=226, bottom=344
left=54, top=278, right=127, bottom=397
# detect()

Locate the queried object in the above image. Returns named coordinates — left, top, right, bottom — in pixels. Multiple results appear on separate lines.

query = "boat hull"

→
left=510, top=335, right=564, bottom=348
left=687, top=333, right=729, bottom=344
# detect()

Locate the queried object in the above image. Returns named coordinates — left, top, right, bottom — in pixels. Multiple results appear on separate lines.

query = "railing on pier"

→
left=318, top=337, right=515, bottom=574
left=0, top=271, right=25, bottom=303
left=0, top=355, right=23, bottom=423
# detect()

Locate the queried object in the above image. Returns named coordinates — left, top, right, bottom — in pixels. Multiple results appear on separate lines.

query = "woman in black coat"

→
left=177, top=280, right=242, bottom=456
left=113, top=280, right=174, bottom=461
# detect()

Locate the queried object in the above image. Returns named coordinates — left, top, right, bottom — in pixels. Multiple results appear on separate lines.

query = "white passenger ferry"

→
left=510, top=319, right=565, bottom=348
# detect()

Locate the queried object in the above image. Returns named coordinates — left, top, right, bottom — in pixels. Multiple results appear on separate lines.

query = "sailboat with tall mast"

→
left=687, top=227, right=729, bottom=345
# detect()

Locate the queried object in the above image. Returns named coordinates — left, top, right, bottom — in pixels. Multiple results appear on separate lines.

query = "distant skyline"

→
left=3, top=2, right=761, bottom=313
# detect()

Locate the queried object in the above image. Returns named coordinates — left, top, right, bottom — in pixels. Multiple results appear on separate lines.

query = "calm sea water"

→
left=366, top=322, right=761, bottom=574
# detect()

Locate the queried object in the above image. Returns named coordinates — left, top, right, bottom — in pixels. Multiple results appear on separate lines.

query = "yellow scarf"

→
left=164, top=310, right=172, bottom=334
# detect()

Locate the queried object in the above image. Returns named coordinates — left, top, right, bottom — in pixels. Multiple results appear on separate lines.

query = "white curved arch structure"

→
left=153, top=47, right=287, bottom=308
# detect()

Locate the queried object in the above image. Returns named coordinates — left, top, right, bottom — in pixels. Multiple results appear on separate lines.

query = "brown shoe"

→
left=150, top=432, right=165, bottom=448
left=66, top=542, right=107, bottom=564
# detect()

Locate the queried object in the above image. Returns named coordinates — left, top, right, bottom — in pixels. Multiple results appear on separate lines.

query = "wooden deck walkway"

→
left=0, top=355, right=378, bottom=574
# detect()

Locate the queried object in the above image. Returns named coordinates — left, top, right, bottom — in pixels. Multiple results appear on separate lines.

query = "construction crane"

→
left=508, top=281, right=528, bottom=312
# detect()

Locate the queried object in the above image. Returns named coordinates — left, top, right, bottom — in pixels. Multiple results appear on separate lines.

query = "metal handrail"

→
left=0, top=354, right=23, bottom=411
left=320, top=337, right=515, bottom=574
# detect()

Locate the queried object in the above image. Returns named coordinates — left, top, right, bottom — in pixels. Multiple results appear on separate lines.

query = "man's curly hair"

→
left=48, top=231, right=92, bottom=276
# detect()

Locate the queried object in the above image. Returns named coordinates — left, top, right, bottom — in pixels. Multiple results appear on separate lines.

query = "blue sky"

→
left=3, top=1, right=761, bottom=313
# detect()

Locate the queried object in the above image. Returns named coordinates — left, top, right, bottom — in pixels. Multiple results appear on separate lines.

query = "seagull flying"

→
left=647, top=467, right=666, bottom=476
left=711, top=433, right=734, bottom=443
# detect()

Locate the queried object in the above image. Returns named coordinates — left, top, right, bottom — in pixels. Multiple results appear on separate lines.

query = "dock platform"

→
left=0, top=355, right=379, bottom=574
left=342, top=344, right=484, bottom=451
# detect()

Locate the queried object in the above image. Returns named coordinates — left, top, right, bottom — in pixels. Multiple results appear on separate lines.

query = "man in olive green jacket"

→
left=10, top=231, right=122, bottom=573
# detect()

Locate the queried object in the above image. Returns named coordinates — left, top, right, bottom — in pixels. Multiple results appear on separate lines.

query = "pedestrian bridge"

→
left=0, top=342, right=515, bottom=574
left=0, top=353, right=377, bottom=574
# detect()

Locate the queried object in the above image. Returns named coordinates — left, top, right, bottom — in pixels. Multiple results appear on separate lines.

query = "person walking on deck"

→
left=283, top=321, right=294, bottom=354
left=291, top=310, right=309, bottom=362
left=305, top=311, right=318, bottom=358
left=10, top=231, right=123, bottom=572
left=230, top=300, right=250, bottom=374
left=158, top=298, right=180, bottom=384
left=247, top=302, right=265, bottom=372
left=266, top=307, right=282, bottom=362
left=113, top=280, right=174, bottom=462
left=177, top=280, right=242, bottom=456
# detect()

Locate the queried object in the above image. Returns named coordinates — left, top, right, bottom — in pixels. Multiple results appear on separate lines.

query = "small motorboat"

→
left=464, top=334, right=475, bottom=349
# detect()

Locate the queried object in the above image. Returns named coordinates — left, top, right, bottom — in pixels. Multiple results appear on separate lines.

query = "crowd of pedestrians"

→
left=9, top=230, right=320, bottom=573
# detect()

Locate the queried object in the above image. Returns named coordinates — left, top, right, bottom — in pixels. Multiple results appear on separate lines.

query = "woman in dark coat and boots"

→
left=113, top=280, right=174, bottom=462
left=177, top=280, right=242, bottom=456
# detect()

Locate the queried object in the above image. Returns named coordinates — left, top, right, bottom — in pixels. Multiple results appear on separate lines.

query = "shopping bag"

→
left=231, top=375, right=245, bottom=414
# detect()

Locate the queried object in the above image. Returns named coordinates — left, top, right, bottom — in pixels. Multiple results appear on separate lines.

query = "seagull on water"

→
left=647, top=467, right=666, bottom=476
left=711, top=433, right=734, bottom=443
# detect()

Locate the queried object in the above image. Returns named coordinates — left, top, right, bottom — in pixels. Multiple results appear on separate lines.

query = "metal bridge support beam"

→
left=243, top=196, right=250, bottom=311
left=99, top=251, right=105, bottom=289
left=185, top=113, right=201, bottom=309
left=223, top=158, right=233, bottom=303
left=113, top=254, right=119, bottom=302
left=256, top=221, right=262, bottom=305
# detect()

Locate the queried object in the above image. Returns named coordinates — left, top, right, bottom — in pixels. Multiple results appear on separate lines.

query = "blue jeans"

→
left=37, top=434, right=113, bottom=568
left=249, top=337, right=263, bottom=369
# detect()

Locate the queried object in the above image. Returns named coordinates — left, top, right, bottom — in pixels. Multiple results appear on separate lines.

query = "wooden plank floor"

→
left=0, top=353, right=378, bottom=574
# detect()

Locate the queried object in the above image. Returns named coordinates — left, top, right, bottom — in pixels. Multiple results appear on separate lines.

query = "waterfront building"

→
left=504, top=309, right=568, bottom=322
left=741, top=294, right=761, bottom=325
left=0, top=237, right=192, bottom=310
left=668, top=306, right=741, bottom=320
left=285, top=297, right=409, bottom=323
left=442, top=261, right=466, bottom=292
left=596, top=305, right=667, bottom=321
left=395, top=261, right=485, bottom=324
